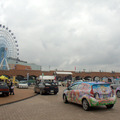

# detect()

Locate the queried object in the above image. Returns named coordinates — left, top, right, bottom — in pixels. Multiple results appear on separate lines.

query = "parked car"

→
left=63, top=82, right=116, bottom=111
left=116, top=86, right=120, bottom=98
left=34, top=80, right=59, bottom=95
left=17, top=81, right=28, bottom=89
left=111, top=80, right=120, bottom=89
left=0, top=82, right=9, bottom=96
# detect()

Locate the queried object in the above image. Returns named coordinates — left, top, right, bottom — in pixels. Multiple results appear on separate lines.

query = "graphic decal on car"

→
left=64, top=82, right=116, bottom=108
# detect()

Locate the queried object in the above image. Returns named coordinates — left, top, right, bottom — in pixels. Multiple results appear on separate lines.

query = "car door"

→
left=67, top=84, right=79, bottom=103
left=76, top=83, right=84, bottom=104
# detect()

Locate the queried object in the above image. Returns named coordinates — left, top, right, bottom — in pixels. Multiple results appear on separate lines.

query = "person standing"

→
left=9, top=80, right=14, bottom=95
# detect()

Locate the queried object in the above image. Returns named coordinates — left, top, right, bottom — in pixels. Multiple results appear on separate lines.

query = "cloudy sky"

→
left=0, top=0, right=120, bottom=72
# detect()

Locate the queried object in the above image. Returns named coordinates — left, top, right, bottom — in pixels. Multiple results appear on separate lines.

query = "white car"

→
left=17, top=81, right=28, bottom=89
left=111, top=80, right=120, bottom=89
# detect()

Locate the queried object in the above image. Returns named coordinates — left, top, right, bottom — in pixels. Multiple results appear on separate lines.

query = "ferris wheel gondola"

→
left=0, top=24, right=19, bottom=70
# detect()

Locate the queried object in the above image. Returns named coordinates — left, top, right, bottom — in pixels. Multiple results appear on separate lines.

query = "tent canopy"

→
left=0, top=75, right=8, bottom=80
left=39, top=75, right=55, bottom=80
left=55, top=72, right=72, bottom=75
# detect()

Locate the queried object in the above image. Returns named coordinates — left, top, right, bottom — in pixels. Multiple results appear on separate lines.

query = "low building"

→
left=7, top=57, right=41, bottom=70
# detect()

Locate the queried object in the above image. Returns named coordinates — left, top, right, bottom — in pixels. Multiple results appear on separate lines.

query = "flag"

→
left=75, top=66, right=76, bottom=70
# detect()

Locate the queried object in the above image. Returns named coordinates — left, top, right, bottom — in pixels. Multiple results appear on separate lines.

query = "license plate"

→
left=103, top=94, right=108, bottom=99
left=50, top=90, right=54, bottom=93
left=0, top=92, right=2, bottom=95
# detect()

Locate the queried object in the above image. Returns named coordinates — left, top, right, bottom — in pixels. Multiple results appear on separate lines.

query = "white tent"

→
left=55, top=72, right=72, bottom=75
left=39, top=75, right=55, bottom=80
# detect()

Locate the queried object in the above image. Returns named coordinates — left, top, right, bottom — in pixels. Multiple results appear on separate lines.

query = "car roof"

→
left=86, top=82, right=110, bottom=85
left=72, top=81, right=110, bottom=86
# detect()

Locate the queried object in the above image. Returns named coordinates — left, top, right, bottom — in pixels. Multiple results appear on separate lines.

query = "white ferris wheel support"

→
left=0, top=58, right=10, bottom=70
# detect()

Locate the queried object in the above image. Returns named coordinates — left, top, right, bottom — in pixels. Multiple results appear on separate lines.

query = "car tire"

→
left=82, top=99, right=90, bottom=111
left=6, top=93, right=9, bottom=96
left=106, top=104, right=114, bottom=109
left=116, top=90, right=120, bottom=98
left=2, top=93, right=4, bottom=96
left=54, top=92, right=57, bottom=95
left=63, top=94, right=68, bottom=103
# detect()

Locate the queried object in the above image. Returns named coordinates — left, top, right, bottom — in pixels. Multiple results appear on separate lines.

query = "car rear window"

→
left=0, top=82, right=6, bottom=86
left=92, top=84, right=111, bottom=94
left=44, top=82, right=58, bottom=86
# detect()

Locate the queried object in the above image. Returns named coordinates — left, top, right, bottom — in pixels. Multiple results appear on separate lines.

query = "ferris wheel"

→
left=0, top=24, right=19, bottom=70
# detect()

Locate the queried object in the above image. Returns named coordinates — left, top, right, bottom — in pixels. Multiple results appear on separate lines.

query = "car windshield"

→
left=92, top=84, right=111, bottom=94
left=44, top=80, right=54, bottom=82
left=0, top=82, right=6, bottom=86
left=44, top=81, right=58, bottom=86
left=19, top=81, right=27, bottom=84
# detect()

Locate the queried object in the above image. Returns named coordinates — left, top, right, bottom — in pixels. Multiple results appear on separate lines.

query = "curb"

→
left=0, top=94, right=38, bottom=107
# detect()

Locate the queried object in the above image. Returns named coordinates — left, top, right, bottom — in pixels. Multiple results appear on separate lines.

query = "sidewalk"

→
left=0, top=87, right=36, bottom=106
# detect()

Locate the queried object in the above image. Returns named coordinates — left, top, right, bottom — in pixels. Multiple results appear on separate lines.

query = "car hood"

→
left=19, top=84, right=28, bottom=86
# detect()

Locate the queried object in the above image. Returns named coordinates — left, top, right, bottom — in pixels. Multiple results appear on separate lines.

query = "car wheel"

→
left=116, top=90, right=120, bottom=98
left=106, top=104, right=114, bottom=109
left=6, top=93, right=9, bottom=96
left=82, top=99, right=90, bottom=111
left=63, top=94, right=68, bottom=103
left=54, top=92, right=57, bottom=95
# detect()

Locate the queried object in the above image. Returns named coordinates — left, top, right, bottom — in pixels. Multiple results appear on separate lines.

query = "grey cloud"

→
left=1, top=0, right=120, bottom=71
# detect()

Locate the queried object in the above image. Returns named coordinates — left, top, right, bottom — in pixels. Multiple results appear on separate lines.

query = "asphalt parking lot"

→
left=0, top=86, right=120, bottom=120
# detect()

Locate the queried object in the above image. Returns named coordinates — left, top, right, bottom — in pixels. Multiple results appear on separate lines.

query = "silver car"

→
left=17, top=81, right=28, bottom=89
left=111, top=80, right=120, bottom=89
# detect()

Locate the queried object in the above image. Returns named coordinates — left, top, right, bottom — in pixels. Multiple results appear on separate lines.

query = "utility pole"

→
left=40, top=66, right=42, bottom=70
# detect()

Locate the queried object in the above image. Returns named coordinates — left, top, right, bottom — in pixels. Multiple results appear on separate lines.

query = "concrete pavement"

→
left=0, top=86, right=120, bottom=120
